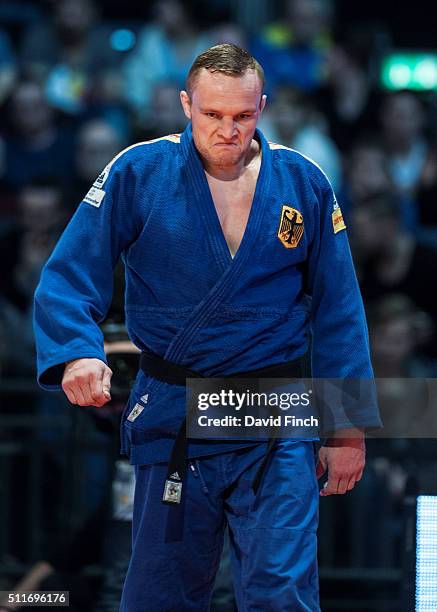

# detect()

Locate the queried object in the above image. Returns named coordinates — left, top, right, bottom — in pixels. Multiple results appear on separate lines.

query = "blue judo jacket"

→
left=33, top=123, right=380, bottom=465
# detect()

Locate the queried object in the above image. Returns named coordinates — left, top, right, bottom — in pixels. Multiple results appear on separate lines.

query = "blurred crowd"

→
left=1, top=0, right=437, bottom=380
left=1, top=0, right=437, bottom=604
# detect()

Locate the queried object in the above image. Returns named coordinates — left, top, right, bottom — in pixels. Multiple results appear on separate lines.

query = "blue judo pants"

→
left=120, top=440, right=320, bottom=611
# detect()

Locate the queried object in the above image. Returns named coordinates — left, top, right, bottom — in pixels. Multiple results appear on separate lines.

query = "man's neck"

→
left=203, top=139, right=261, bottom=182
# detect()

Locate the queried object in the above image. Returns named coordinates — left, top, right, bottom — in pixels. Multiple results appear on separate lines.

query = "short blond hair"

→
left=187, top=44, right=264, bottom=95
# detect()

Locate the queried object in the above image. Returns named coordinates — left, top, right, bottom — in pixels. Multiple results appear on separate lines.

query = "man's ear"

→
left=259, top=94, right=267, bottom=115
left=180, top=90, right=192, bottom=120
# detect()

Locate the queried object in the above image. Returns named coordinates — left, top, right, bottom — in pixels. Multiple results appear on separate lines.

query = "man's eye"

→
left=206, top=112, right=217, bottom=118
left=238, top=114, right=251, bottom=120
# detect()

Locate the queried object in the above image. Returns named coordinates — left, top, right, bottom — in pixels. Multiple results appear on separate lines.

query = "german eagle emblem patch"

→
left=277, top=205, right=304, bottom=249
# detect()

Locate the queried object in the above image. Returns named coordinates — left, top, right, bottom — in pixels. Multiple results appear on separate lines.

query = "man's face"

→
left=349, top=146, right=391, bottom=198
left=371, top=319, right=414, bottom=367
left=20, top=187, right=62, bottom=232
left=381, top=93, right=424, bottom=143
left=180, top=69, right=266, bottom=169
left=351, top=206, right=397, bottom=257
left=12, top=83, right=52, bottom=136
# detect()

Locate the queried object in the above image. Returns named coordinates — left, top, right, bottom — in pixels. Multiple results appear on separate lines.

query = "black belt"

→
left=139, top=351, right=304, bottom=385
left=139, top=350, right=305, bottom=506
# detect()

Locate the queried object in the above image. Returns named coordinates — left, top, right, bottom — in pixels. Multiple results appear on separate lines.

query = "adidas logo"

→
left=169, top=472, right=181, bottom=481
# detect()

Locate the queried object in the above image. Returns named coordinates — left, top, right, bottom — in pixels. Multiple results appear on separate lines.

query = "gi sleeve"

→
left=305, top=170, right=381, bottom=430
left=33, top=157, right=139, bottom=390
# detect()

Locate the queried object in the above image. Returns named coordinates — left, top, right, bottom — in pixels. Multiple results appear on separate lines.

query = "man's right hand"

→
left=61, top=358, right=113, bottom=407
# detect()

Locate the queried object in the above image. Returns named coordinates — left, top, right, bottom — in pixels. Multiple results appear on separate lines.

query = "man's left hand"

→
left=316, top=428, right=365, bottom=496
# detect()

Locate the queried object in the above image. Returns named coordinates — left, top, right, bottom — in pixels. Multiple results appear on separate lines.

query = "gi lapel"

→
left=163, top=123, right=272, bottom=365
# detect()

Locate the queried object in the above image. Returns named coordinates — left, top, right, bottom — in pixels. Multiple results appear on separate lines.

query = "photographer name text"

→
left=197, top=415, right=319, bottom=428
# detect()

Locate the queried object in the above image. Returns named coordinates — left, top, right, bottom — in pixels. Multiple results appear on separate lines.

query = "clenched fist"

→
left=316, top=428, right=366, bottom=496
left=62, top=358, right=113, bottom=407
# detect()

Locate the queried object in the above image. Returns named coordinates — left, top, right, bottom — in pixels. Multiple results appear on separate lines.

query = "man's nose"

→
left=219, top=118, right=236, bottom=140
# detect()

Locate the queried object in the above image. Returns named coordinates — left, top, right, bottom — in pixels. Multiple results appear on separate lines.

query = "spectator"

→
left=134, top=82, right=187, bottom=141
left=380, top=91, right=430, bottom=197
left=369, top=294, right=434, bottom=379
left=315, top=42, right=382, bottom=153
left=71, top=119, right=125, bottom=208
left=0, top=179, right=67, bottom=376
left=259, top=85, right=342, bottom=190
left=0, top=500, right=112, bottom=612
left=0, top=28, right=16, bottom=211
left=414, top=144, right=437, bottom=248
left=209, top=21, right=247, bottom=49
left=123, top=0, right=213, bottom=121
left=368, top=295, right=430, bottom=440
left=1, top=179, right=66, bottom=295
left=0, top=136, right=15, bottom=218
left=0, top=29, right=16, bottom=106
left=351, top=192, right=437, bottom=354
left=339, top=138, right=406, bottom=226
left=366, top=294, right=436, bottom=489
left=0, top=80, right=75, bottom=190
left=20, top=0, right=124, bottom=114
left=251, top=0, right=333, bottom=95
left=341, top=294, right=433, bottom=569
left=343, top=139, right=392, bottom=204
left=15, top=180, right=68, bottom=299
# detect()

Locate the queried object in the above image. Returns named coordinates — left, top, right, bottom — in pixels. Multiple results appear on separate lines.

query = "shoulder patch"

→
left=332, top=205, right=346, bottom=234
left=83, top=186, right=105, bottom=208
left=93, top=165, right=111, bottom=189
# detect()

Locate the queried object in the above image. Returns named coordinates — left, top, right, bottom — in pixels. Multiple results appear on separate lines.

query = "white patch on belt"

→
left=83, top=186, right=105, bottom=208
left=127, top=402, right=144, bottom=422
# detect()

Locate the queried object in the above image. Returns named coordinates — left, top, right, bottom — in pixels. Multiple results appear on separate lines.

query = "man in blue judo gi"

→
left=34, top=44, right=380, bottom=611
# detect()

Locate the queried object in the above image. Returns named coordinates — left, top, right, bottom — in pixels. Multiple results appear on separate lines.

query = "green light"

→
left=382, top=53, right=437, bottom=90
left=414, top=59, right=437, bottom=88
left=388, top=63, right=411, bottom=88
